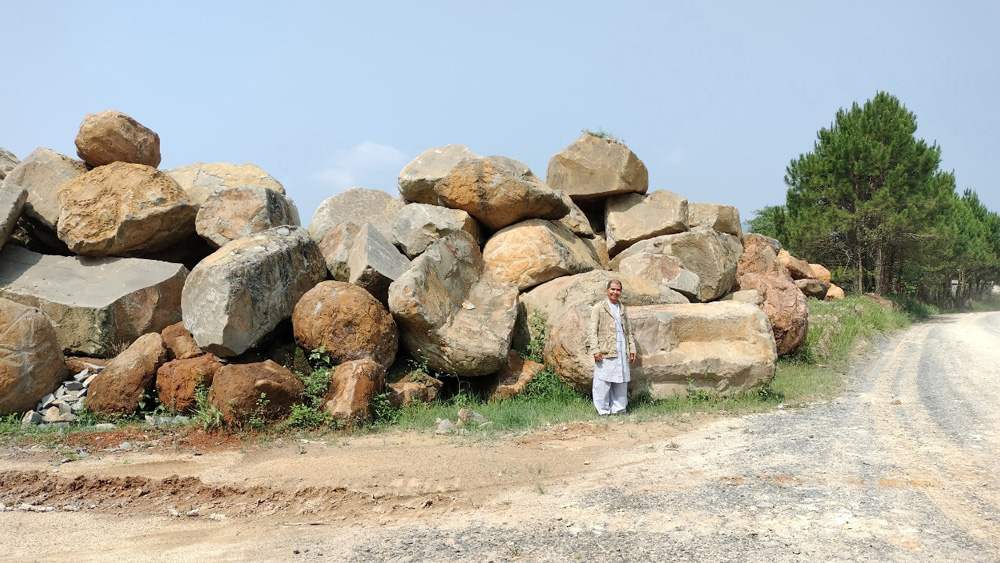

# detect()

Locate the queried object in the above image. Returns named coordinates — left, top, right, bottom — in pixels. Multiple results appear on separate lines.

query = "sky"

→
left=4, top=1, right=998, bottom=226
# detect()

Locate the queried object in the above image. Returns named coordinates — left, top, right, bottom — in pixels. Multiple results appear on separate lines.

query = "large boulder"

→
left=292, top=281, right=398, bottom=370
left=160, top=322, right=202, bottom=360
left=2, top=147, right=87, bottom=230
left=86, top=333, right=167, bottom=415
left=482, top=219, right=602, bottom=291
left=810, top=263, right=832, bottom=284
left=166, top=162, right=286, bottom=207
left=155, top=354, right=223, bottom=413
left=392, top=202, right=480, bottom=259
left=0, top=147, right=18, bottom=180
left=388, top=231, right=518, bottom=376
left=544, top=301, right=776, bottom=395
left=546, top=134, right=648, bottom=201
left=688, top=203, right=743, bottom=238
left=181, top=226, right=328, bottom=357
left=826, top=283, right=846, bottom=300
left=778, top=249, right=814, bottom=280
left=614, top=251, right=700, bottom=301
left=611, top=227, right=743, bottom=302
left=322, top=359, right=386, bottom=424
left=388, top=374, right=443, bottom=408
left=399, top=152, right=568, bottom=231
left=318, top=222, right=360, bottom=281
left=605, top=189, right=689, bottom=255
left=1, top=185, right=27, bottom=249
left=208, top=360, right=304, bottom=426
left=195, top=186, right=300, bottom=248
left=735, top=235, right=809, bottom=356
left=556, top=192, right=594, bottom=238
left=74, top=110, right=161, bottom=168
left=0, top=298, right=67, bottom=415
left=397, top=144, right=481, bottom=204
left=738, top=234, right=783, bottom=276
left=308, top=187, right=404, bottom=244
left=0, top=246, right=186, bottom=357
left=57, top=162, right=197, bottom=256
left=796, top=278, right=830, bottom=300
left=346, top=223, right=411, bottom=306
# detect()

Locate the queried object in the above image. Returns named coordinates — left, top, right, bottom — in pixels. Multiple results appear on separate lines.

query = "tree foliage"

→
left=781, top=92, right=999, bottom=302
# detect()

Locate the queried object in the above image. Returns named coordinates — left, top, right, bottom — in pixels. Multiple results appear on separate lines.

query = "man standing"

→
left=588, top=279, right=636, bottom=415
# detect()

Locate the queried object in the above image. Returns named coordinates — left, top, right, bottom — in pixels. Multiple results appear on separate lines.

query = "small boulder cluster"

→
left=0, top=117, right=842, bottom=427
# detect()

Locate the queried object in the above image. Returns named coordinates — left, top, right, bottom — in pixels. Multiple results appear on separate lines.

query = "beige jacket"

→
left=587, top=300, right=636, bottom=358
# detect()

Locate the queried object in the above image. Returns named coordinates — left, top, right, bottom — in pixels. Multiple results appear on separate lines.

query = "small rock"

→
left=73, top=369, right=91, bottom=382
left=209, top=513, right=227, bottom=521
left=21, top=411, right=42, bottom=426
left=118, top=441, right=133, bottom=450
left=186, top=508, right=200, bottom=517
left=169, top=508, right=181, bottom=517
left=435, top=419, right=456, bottom=435
left=64, top=380, right=84, bottom=391
left=94, top=423, right=116, bottom=430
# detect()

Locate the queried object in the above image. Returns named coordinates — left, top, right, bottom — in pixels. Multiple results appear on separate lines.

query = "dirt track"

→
left=3, top=312, right=1000, bottom=562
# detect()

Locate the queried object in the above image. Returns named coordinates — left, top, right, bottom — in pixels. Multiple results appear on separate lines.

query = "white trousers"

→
left=593, top=378, right=628, bottom=415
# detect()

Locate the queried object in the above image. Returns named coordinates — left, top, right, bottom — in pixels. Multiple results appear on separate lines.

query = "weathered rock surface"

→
left=795, top=278, right=830, bottom=300
left=544, top=301, right=776, bottom=395
left=810, top=263, right=832, bottom=284
left=0, top=246, right=186, bottom=357
left=392, top=203, right=480, bottom=259
left=1, top=147, right=86, bottom=230
left=1, top=185, right=27, bottom=249
left=166, top=163, right=286, bottom=206
left=74, top=110, right=161, bottom=168
left=614, top=250, right=700, bottom=301
left=826, top=283, right=846, bottom=300
left=181, top=226, right=328, bottom=357
left=582, top=232, right=612, bottom=270
left=605, top=190, right=689, bottom=255
left=736, top=272, right=808, bottom=356
left=738, top=233, right=783, bottom=276
left=0, top=298, right=67, bottom=415
left=388, top=232, right=518, bottom=377
left=388, top=374, right=443, bottom=408
left=779, top=249, right=815, bottom=280
left=308, top=187, right=404, bottom=244
left=556, top=192, right=594, bottom=238
left=482, top=219, right=602, bottom=291
left=723, top=289, right=762, bottom=306
left=292, top=281, right=398, bottom=370
left=0, top=147, right=18, bottom=180
left=208, top=360, right=304, bottom=426
left=490, top=352, right=544, bottom=401
left=322, top=359, right=385, bottom=423
left=398, top=144, right=481, bottom=204
left=688, top=202, right=743, bottom=238
left=195, top=186, right=300, bottom=248
left=347, top=223, right=411, bottom=306
left=611, top=227, right=743, bottom=302
left=160, top=322, right=202, bottom=360
left=155, top=354, right=222, bottom=413
left=546, top=134, right=648, bottom=201
left=86, top=333, right=167, bottom=415
left=400, top=152, right=569, bottom=231
left=57, top=162, right=197, bottom=256
left=318, top=222, right=360, bottom=281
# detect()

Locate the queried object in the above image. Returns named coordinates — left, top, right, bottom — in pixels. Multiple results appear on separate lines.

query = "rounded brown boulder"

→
left=155, top=354, right=223, bottom=413
left=75, top=110, right=161, bottom=168
left=208, top=360, right=304, bottom=426
left=86, top=333, right=168, bottom=416
left=292, top=281, right=398, bottom=370
left=0, top=298, right=67, bottom=416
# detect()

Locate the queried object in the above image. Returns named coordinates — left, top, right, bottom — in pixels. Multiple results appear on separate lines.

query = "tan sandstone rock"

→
left=605, top=189, right=689, bottom=255
left=826, top=283, right=846, bottom=300
left=614, top=250, right=701, bottom=301
left=322, top=359, right=386, bottom=424
left=546, top=134, right=648, bottom=201
left=318, top=222, right=361, bottom=281
left=738, top=234, right=783, bottom=276
left=736, top=272, right=808, bottom=357
left=346, top=223, right=411, bottom=306
left=292, top=281, right=399, bottom=370
left=74, top=110, right=161, bottom=168
left=208, top=360, right=304, bottom=426
left=556, top=191, right=595, bottom=238
left=482, top=219, right=602, bottom=291
left=57, top=162, right=196, bottom=256
left=610, top=227, right=743, bottom=302
left=688, top=202, right=743, bottom=238
left=778, top=249, right=815, bottom=280
left=86, top=333, right=167, bottom=415
left=181, top=226, right=328, bottom=357
left=160, top=322, right=202, bottom=360
left=397, top=144, right=481, bottom=204
left=1, top=185, right=26, bottom=250
left=155, top=354, right=223, bottom=413
left=166, top=162, right=286, bottom=206
left=2, top=147, right=87, bottom=230
left=810, top=263, right=832, bottom=284
left=388, top=231, right=518, bottom=377
left=490, top=352, right=545, bottom=401
left=392, top=202, right=481, bottom=259
left=308, top=187, right=404, bottom=244
left=388, top=374, right=443, bottom=408
left=195, top=186, right=300, bottom=248
left=0, top=298, right=67, bottom=415
left=0, top=147, right=18, bottom=181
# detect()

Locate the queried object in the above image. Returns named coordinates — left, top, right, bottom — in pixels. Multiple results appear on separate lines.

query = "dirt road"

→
left=3, top=312, right=1000, bottom=562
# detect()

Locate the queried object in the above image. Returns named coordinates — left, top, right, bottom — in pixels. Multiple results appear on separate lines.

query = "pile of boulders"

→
left=0, top=116, right=845, bottom=427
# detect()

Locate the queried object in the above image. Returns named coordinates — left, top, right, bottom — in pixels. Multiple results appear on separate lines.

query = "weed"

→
left=582, top=128, right=618, bottom=142
left=535, top=482, right=546, bottom=494
left=192, top=381, right=222, bottom=430
left=370, top=391, right=400, bottom=425
left=521, top=311, right=547, bottom=363
left=246, top=392, right=270, bottom=430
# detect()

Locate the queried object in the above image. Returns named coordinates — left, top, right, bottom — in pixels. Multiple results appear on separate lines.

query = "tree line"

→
left=749, top=92, right=1000, bottom=304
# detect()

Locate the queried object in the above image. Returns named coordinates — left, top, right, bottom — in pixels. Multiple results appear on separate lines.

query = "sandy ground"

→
left=3, top=312, right=1000, bottom=562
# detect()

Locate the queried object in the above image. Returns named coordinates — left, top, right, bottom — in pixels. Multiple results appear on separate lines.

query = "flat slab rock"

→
left=0, top=246, right=186, bottom=357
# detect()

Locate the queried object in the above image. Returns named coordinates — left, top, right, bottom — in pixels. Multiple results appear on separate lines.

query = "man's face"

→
left=606, top=283, right=622, bottom=304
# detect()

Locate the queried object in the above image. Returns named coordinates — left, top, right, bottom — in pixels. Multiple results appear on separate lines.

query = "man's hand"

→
left=629, top=353, right=636, bottom=363
left=593, top=352, right=603, bottom=363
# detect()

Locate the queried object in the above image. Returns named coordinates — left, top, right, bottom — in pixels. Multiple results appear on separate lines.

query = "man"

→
left=588, top=279, right=636, bottom=415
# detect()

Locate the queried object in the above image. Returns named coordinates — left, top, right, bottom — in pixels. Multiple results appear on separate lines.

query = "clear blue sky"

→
left=5, top=1, right=998, bottom=225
